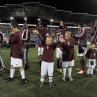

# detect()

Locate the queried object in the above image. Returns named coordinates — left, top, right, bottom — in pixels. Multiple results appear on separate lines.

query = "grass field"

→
left=0, top=44, right=97, bottom=97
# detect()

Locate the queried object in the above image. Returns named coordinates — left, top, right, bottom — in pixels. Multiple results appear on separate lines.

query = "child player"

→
left=85, top=41, right=97, bottom=77
left=60, top=29, right=78, bottom=81
left=33, top=29, right=65, bottom=87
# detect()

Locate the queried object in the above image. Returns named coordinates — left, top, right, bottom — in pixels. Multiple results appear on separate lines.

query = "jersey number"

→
left=56, top=35, right=63, bottom=40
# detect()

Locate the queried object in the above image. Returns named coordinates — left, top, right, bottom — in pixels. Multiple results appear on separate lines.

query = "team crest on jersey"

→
left=47, top=46, right=49, bottom=49
left=68, top=42, right=70, bottom=45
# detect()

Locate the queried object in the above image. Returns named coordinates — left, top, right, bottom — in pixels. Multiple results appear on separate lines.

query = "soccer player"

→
left=55, top=21, right=67, bottom=73
left=90, top=20, right=97, bottom=71
left=34, top=22, right=50, bottom=73
left=22, top=23, right=30, bottom=70
left=33, top=29, right=65, bottom=87
left=90, top=19, right=97, bottom=42
left=85, top=41, right=97, bottom=77
left=6, top=22, right=26, bottom=85
left=0, top=31, right=5, bottom=71
left=73, top=23, right=87, bottom=74
left=60, top=29, right=78, bottom=81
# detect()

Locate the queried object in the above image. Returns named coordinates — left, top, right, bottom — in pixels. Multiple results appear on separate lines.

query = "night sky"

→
left=1, top=0, right=97, bottom=15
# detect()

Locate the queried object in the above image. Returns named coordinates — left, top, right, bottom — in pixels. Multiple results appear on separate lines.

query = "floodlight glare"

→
left=10, top=17, right=13, bottom=20
left=24, top=17, right=27, bottom=20
left=50, top=19, right=53, bottom=22
left=37, top=18, right=40, bottom=21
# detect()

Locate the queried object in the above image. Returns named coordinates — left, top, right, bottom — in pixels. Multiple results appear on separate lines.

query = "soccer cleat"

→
left=6, top=77, right=13, bottom=84
left=38, top=81, right=43, bottom=87
left=94, top=68, right=97, bottom=71
left=22, top=78, right=27, bottom=85
left=90, top=74, right=96, bottom=77
left=49, top=82, right=54, bottom=87
left=68, top=77, right=73, bottom=81
left=62, top=77, right=65, bottom=81
left=78, top=70, right=85, bottom=74
left=57, top=68, right=63, bottom=73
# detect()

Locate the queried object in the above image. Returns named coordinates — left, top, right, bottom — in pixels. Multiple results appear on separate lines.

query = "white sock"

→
left=20, top=69, right=25, bottom=79
left=68, top=67, right=72, bottom=77
left=49, top=76, right=53, bottom=83
left=0, top=58, right=5, bottom=68
left=10, top=68, right=15, bottom=78
left=63, top=67, right=67, bottom=78
left=40, top=75, right=45, bottom=82
left=87, top=68, right=91, bottom=74
left=90, top=68, right=93, bottom=75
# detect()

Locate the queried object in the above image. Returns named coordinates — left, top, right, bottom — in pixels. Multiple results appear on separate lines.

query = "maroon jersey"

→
left=73, top=28, right=87, bottom=47
left=36, top=27, right=50, bottom=47
left=42, top=43, right=58, bottom=62
left=37, top=33, right=59, bottom=62
left=61, top=37, right=78, bottom=61
left=85, top=48, right=97, bottom=59
left=55, top=27, right=67, bottom=48
left=0, top=31, right=3, bottom=44
left=9, top=31, right=23, bottom=59
left=22, top=28, right=30, bottom=48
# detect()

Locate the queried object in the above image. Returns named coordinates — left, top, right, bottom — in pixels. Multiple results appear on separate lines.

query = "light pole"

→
left=24, top=17, right=27, bottom=23
left=50, top=19, right=53, bottom=33
left=10, top=17, right=13, bottom=23
left=37, top=18, right=40, bottom=23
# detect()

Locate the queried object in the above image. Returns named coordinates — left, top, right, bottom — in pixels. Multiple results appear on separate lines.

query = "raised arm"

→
left=53, top=38, right=65, bottom=50
left=33, top=29, right=44, bottom=46
left=9, top=32, right=18, bottom=43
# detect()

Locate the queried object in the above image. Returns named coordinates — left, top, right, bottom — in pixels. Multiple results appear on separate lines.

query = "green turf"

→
left=0, top=44, right=97, bottom=97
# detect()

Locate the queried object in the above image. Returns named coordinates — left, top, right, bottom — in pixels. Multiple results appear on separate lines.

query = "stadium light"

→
left=37, top=18, right=40, bottom=21
left=37, top=18, right=41, bottom=24
left=50, top=19, right=53, bottom=32
left=50, top=19, right=53, bottom=22
left=10, top=17, right=13, bottom=23
left=24, top=17, right=27, bottom=23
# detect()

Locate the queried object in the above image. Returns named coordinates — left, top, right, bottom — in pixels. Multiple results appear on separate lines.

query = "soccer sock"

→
left=82, top=59, right=85, bottom=70
left=68, top=67, right=72, bottom=77
left=80, top=59, right=85, bottom=70
left=59, top=60, right=62, bottom=68
left=57, top=59, right=60, bottom=69
left=90, top=68, right=93, bottom=75
left=87, top=68, right=91, bottom=74
left=39, top=60, right=41, bottom=69
left=63, top=67, right=67, bottom=78
left=10, top=67, right=15, bottom=78
left=80, top=59, right=83, bottom=69
left=20, top=69, right=25, bottom=79
left=49, top=76, right=53, bottom=83
left=40, top=75, right=45, bottom=82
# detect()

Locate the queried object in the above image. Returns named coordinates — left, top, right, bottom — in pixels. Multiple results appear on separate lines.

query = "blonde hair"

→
left=47, top=36, right=54, bottom=42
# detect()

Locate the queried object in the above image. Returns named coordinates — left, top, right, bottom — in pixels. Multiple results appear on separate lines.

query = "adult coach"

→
left=6, top=22, right=26, bottom=85
left=90, top=20, right=97, bottom=70
left=0, top=31, right=5, bottom=71
left=73, top=23, right=87, bottom=74
left=22, top=23, right=30, bottom=70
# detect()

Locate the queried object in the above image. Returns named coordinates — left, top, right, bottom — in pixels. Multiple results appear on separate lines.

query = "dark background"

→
left=1, top=0, right=97, bottom=15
